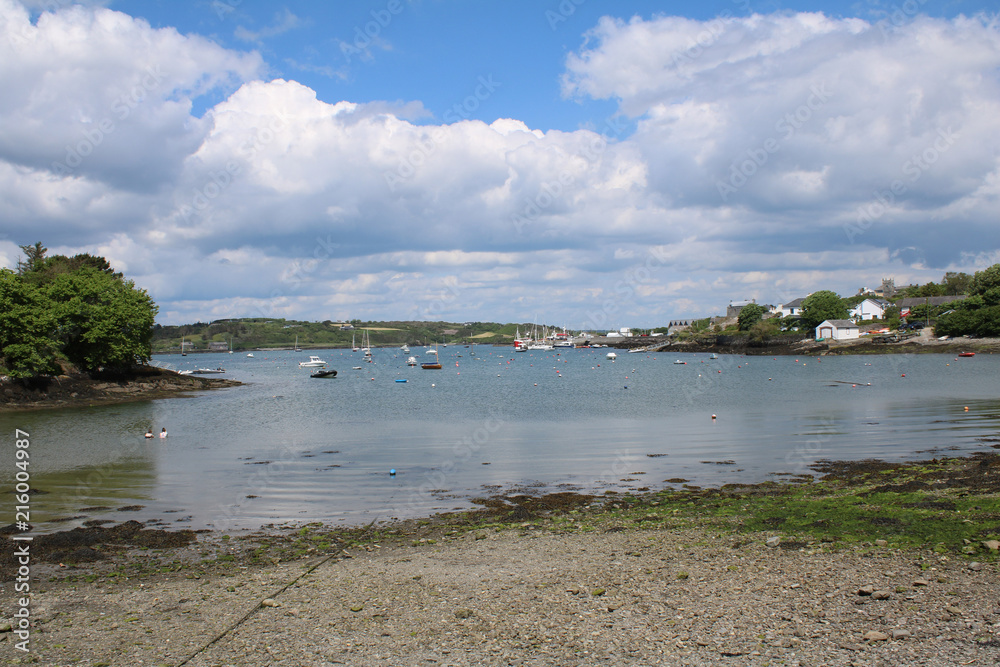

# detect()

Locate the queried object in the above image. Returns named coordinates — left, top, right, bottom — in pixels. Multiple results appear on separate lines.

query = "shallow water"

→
left=2, top=347, right=998, bottom=532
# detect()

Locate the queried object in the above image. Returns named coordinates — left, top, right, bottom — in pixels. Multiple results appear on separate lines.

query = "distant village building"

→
left=896, top=295, right=967, bottom=316
left=208, top=341, right=229, bottom=352
left=726, top=299, right=755, bottom=319
left=773, top=297, right=807, bottom=318
left=667, top=320, right=692, bottom=334
left=815, top=319, right=860, bottom=341
left=850, top=298, right=891, bottom=321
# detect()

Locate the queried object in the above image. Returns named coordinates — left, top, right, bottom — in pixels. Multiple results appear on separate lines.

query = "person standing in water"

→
left=159, top=427, right=167, bottom=439
left=144, top=429, right=154, bottom=439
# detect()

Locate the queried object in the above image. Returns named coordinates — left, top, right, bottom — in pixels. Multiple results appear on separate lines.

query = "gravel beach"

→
left=4, top=514, right=999, bottom=666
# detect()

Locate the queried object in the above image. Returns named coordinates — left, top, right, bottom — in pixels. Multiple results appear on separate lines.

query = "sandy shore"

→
left=3, top=453, right=999, bottom=666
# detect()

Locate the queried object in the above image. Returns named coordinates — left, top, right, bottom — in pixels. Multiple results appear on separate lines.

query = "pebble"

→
left=863, top=630, right=889, bottom=642
left=261, top=599, right=280, bottom=608
left=913, top=579, right=930, bottom=587
left=871, top=590, right=892, bottom=600
left=983, top=540, right=1000, bottom=551
left=857, top=585, right=875, bottom=596
left=968, top=562, right=983, bottom=571
left=891, top=629, right=912, bottom=640
left=766, top=536, right=781, bottom=548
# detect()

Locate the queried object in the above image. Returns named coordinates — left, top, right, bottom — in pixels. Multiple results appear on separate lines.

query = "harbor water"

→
left=2, top=347, right=998, bottom=533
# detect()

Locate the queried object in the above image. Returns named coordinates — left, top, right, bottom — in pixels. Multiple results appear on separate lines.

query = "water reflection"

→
left=1, top=349, right=997, bottom=532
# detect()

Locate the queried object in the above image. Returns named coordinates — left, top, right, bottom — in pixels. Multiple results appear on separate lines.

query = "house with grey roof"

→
left=773, top=297, right=807, bottom=318
left=816, top=319, right=860, bottom=341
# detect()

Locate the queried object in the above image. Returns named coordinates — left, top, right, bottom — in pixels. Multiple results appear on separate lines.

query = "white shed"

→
left=815, top=319, right=860, bottom=341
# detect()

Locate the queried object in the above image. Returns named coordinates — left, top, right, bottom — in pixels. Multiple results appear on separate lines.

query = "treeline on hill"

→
left=0, top=243, right=157, bottom=379
left=677, top=265, right=1000, bottom=341
left=152, top=319, right=517, bottom=352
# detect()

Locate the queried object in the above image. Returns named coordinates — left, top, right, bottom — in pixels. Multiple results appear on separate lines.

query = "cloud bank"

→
left=1, top=2, right=998, bottom=326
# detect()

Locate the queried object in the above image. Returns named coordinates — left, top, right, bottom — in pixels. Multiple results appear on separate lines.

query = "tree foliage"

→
left=800, top=291, right=847, bottom=329
left=0, top=243, right=158, bottom=378
left=737, top=303, right=767, bottom=331
left=934, top=264, right=1000, bottom=338
left=0, top=270, right=59, bottom=378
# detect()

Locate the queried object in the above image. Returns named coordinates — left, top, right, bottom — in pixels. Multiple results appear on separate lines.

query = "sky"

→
left=1, top=0, right=999, bottom=329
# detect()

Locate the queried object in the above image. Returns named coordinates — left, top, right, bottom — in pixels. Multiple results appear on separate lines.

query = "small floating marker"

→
left=534, top=383, right=537, bottom=386
left=901, top=374, right=905, bottom=377
left=711, top=414, right=717, bottom=420
left=389, top=469, right=396, bottom=476
left=964, top=406, right=969, bottom=411
left=768, top=378, right=772, bottom=381
left=852, top=384, right=856, bottom=387
left=432, top=383, right=436, bottom=387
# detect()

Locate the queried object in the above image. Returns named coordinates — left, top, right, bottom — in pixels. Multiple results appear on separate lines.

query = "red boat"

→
left=958, top=352, right=975, bottom=357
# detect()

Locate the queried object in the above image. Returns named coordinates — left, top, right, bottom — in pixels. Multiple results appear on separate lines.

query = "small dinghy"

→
left=310, top=369, right=338, bottom=378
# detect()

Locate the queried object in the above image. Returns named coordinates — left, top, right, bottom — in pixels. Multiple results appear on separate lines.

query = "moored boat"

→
left=310, top=369, right=337, bottom=378
left=299, top=355, right=327, bottom=368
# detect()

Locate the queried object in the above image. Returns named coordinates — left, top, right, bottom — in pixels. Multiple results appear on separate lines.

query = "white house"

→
left=815, top=319, right=860, bottom=341
left=850, top=298, right=890, bottom=321
left=773, top=297, right=807, bottom=318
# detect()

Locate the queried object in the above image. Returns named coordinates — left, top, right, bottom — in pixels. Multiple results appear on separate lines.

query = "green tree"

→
left=46, top=267, right=158, bottom=375
left=969, top=264, right=1000, bottom=296
left=0, top=269, right=59, bottom=378
left=800, top=291, right=848, bottom=329
left=737, top=303, right=767, bottom=331
left=15, top=242, right=46, bottom=275
left=942, top=271, right=972, bottom=296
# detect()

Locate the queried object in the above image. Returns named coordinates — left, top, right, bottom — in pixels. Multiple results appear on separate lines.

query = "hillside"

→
left=151, top=319, right=526, bottom=353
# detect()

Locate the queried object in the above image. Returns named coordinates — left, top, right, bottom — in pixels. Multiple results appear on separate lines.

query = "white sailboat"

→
left=362, top=329, right=372, bottom=360
left=352, top=331, right=360, bottom=352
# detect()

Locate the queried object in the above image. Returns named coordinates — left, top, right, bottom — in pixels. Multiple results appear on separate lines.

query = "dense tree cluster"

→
left=0, top=243, right=158, bottom=379
left=934, top=264, right=1000, bottom=338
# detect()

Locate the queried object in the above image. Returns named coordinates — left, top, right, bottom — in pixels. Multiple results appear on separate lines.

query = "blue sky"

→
left=2, top=0, right=1000, bottom=327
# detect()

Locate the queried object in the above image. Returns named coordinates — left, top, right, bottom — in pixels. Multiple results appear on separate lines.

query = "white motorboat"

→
left=401, top=344, right=410, bottom=353
left=673, top=360, right=687, bottom=365
left=188, top=367, right=226, bottom=374
left=246, top=353, right=254, bottom=358
left=606, top=352, right=617, bottom=360
left=407, top=356, right=417, bottom=366
left=299, top=355, right=327, bottom=368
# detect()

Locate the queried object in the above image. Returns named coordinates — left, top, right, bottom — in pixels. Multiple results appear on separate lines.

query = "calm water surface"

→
left=2, top=347, right=998, bottom=533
